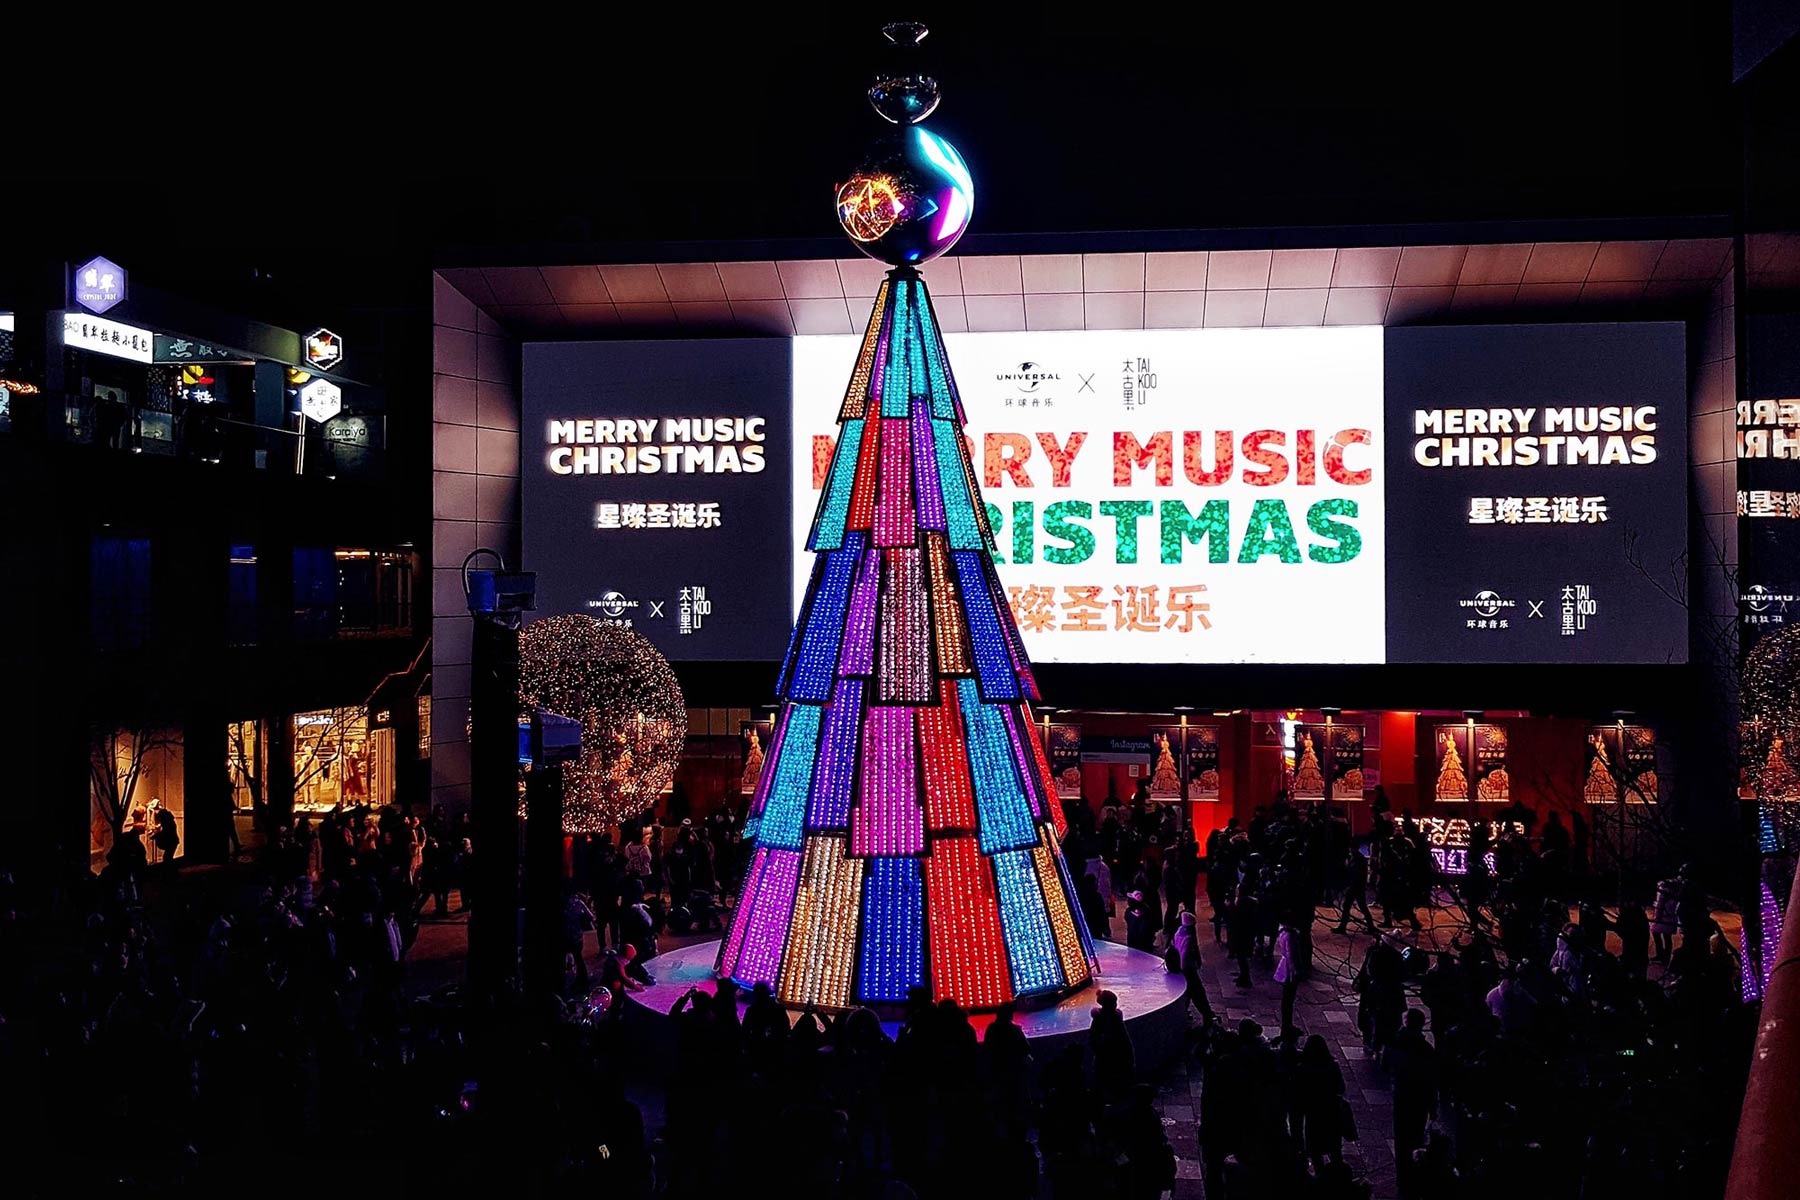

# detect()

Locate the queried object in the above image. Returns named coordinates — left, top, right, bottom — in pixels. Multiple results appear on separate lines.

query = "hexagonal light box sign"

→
left=304, top=328, right=344, bottom=372
left=299, top=379, right=343, bottom=423
left=74, top=256, right=127, bottom=314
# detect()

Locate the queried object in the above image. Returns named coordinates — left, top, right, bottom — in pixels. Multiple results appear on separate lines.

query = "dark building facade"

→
left=0, top=264, right=432, bottom=874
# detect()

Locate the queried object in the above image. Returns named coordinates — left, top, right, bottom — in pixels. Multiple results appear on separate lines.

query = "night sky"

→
left=12, top=6, right=1753, bottom=332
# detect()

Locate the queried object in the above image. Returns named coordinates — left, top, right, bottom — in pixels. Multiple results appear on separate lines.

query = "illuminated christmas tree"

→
left=717, top=25, right=1096, bottom=1010
left=1151, top=735, right=1181, bottom=794
left=1292, top=731, right=1326, bottom=796
left=1436, top=733, right=1470, bottom=801
left=1583, top=734, right=1618, bottom=804
left=740, top=727, right=765, bottom=796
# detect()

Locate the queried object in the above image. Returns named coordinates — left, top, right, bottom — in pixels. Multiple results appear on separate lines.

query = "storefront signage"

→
left=299, top=379, right=343, bottom=423
left=1079, top=734, right=1152, bottom=764
left=63, top=313, right=153, bottom=363
left=74, top=256, right=127, bottom=314
left=154, top=335, right=239, bottom=364
left=305, top=328, right=345, bottom=372
left=321, top=415, right=372, bottom=446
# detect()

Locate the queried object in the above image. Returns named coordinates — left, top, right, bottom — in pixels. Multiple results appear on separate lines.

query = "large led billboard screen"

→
left=791, top=327, right=1385, bottom=663
left=520, top=321, right=1686, bottom=665
left=521, top=340, right=793, bottom=661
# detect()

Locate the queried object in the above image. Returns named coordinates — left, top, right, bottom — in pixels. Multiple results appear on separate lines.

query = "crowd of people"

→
left=648, top=982, right=1180, bottom=1198
left=0, top=782, right=1758, bottom=1197
left=0, top=801, right=477, bottom=1189
left=1055, top=786, right=1752, bottom=1198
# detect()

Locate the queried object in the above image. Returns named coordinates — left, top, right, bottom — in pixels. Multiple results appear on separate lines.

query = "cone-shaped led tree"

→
left=716, top=24, right=1097, bottom=1011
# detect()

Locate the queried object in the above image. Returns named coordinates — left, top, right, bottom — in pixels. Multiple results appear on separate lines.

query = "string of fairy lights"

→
left=517, top=613, right=686, bottom=833
left=1744, top=625, right=1800, bottom=811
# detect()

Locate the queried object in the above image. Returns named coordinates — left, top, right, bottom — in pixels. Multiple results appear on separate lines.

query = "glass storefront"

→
left=294, top=708, right=396, bottom=812
left=228, top=708, right=398, bottom=817
left=89, top=726, right=185, bottom=868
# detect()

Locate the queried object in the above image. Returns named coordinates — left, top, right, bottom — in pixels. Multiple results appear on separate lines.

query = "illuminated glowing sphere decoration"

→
left=1745, top=625, right=1800, bottom=805
left=518, top=614, right=686, bottom=832
left=835, top=22, right=973, bottom=266
left=837, top=128, right=974, bottom=266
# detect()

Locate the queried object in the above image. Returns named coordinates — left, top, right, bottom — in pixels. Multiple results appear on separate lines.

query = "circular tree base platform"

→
left=621, top=939, right=1190, bottom=1073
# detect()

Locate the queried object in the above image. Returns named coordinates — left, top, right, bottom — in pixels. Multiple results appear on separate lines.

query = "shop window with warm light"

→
left=291, top=707, right=397, bottom=813
left=89, top=726, right=184, bottom=869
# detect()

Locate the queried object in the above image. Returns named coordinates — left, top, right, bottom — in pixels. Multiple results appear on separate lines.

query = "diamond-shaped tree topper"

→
left=74, top=256, right=127, bottom=314
left=299, top=379, right=343, bottom=423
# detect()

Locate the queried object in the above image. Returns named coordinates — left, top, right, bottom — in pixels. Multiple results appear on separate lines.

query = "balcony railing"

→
left=2, top=391, right=384, bottom=480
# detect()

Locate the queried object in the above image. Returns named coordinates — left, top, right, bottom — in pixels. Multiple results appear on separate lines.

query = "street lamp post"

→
left=1173, top=706, right=1195, bottom=835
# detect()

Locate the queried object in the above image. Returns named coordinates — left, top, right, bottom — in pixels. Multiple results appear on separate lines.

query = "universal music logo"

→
left=1458, top=590, right=1517, bottom=618
left=996, top=362, right=1061, bottom=394
left=1742, top=584, right=1795, bottom=613
left=587, top=590, right=640, bottom=619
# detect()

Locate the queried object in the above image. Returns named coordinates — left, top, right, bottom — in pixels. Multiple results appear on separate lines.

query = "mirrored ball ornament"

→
left=836, top=125, right=974, bottom=266
left=868, top=73, right=940, bottom=124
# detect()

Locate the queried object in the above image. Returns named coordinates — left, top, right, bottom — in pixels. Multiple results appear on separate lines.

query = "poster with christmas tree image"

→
left=1290, top=729, right=1327, bottom=799
left=1148, top=728, right=1184, bottom=798
left=739, top=720, right=773, bottom=797
left=1435, top=726, right=1472, bottom=802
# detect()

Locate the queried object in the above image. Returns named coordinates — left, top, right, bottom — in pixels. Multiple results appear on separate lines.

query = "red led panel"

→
left=874, top=417, right=917, bottom=547
left=919, top=680, right=977, bottom=830
left=924, top=835, right=1013, bottom=1008
left=847, top=415, right=881, bottom=531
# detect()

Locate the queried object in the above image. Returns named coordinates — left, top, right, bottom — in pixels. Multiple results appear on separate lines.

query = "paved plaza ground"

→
left=404, top=888, right=1741, bottom=1200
